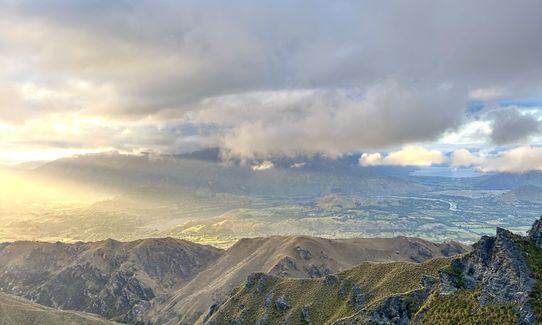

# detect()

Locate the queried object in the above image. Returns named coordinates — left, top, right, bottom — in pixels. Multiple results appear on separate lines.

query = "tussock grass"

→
left=512, top=234, right=542, bottom=320
left=415, top=289, right=518, bottom=325
left=208, top=257, right=454, bottom=324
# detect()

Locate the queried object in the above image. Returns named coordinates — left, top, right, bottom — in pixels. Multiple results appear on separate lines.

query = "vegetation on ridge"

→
left=415, top=289, right=517, bottom=324
left=513, top=234, right=542, bottom=320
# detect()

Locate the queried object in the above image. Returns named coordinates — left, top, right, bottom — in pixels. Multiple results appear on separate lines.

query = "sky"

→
left=0, top=0, right=541, bottom=172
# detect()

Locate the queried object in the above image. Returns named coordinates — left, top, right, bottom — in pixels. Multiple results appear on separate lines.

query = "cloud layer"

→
left=0, top=1, right=541, bottom=164
left=452, top=146, right=542, bottom=173
left=360, top=146, right=445, bottom=167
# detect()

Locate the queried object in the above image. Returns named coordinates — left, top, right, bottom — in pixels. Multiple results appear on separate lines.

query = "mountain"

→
left=205, top=216, right=542, bottom=325
left=501, top=185, right=542, bottom=203
left=0, top=293, right=118, bottom=325
left=476, top=172, right=542, bottom=190
left=32, top=151, right=429, bottom=198
left=151, top=236, right=469, bottom=324
left=0, top=238, right=223, bottom=323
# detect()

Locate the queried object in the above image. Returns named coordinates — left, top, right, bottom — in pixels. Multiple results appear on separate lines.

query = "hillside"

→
left=501, top=185, right=542, bottom=203
left=0, top=293, right=118, bottom=325
left=33, top=151, right=429, bottom=198
left=476, top=172, right=542, bottom=190
left=0, top=238, right=223, bottom=323
left=206, top=216, right=542, bottom=325
left=152, top=236, right=468, bottom=324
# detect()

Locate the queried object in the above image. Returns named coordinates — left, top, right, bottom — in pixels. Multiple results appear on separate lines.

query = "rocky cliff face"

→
left=528, top=216, right=542, bottom=248
left=0, top=238, right=223, bottom=323
left=435, top=224, right=540, bottom=324
left=206, top=216, right=542, bottom=325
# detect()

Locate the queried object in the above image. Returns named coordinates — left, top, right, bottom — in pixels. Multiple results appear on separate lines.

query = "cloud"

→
left=486, top=107, right=541, bottom=145
left=468, top=87, right=510, bottom=101
left=218, top=81, right=464, bottom=159
left=359, top=146, right=445, bottom=167
left=450, top=149, right=485, bottom=167
left=451, top=146, right=542, bottom=173
left=0, top=0, right=541, bottom=159
left=251, top=160, right=274, bottom=171
left=290, top=162, right=305, bottom=168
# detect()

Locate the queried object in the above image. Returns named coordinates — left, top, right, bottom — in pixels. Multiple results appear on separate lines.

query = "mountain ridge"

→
left=151, top=235, right=469, bottom=324
left=205, top=216, right=542, bottom=325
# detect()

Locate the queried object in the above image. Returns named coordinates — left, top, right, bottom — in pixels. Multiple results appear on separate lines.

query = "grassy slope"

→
left=512, top=234, right=542, bottom=319
left=208, top=257, right=453, bottom=324
left=209, top=239, right=542, bottom=325
left=414, top=289, right=518, bottom=325
left=0, top=293, right=118, bottom=325
left=414, top=232, right=542, bottom=325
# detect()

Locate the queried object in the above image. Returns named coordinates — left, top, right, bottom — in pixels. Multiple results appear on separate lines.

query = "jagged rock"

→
left=275, top=296, right=290, bottom=311
left=305, top=264, right=331, bottom=278
left=338, top=281, right=350, bottom=298
left=208, top=303, right=220, bottom=317
left=203, top=302, right=221, bottom=323
left=420, top=276, right=436, bottom=292
left=301, top=305, right=313, bottom=325
left=245, top=272, right=270, bottom=295
left=324, top=274, right=338, bottom=287
left=439, top=227, right=536, bottom=324
left=264, top=293, right=274, bottom=308
left=245, top=273, right=259, bottom=289
left=270, top=256, right=299, bottom=276
left=349, top=285, right=364, bottom=310
left=295, top=246, right=313, bottom=260
left=257, top=275, right=269, bottom=293
left=528, top=215, right=542, bottom=248
left=370, top=296, right=410, bottom=325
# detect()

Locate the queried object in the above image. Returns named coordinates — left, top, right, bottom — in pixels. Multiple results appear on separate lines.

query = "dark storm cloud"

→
left=488, top=108, right=541, bottom=145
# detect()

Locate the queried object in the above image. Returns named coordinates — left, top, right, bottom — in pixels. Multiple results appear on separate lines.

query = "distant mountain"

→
left=476, top=172, right=542, bottom=190
left=151, top=236, right=469, bottom=324
left=0, top=293, right=118, bottom=325
left=205, top=217, right=542, bottom=325
left=32, top=151, right=429, bottom=198
left=501, top=185, right=542, bottom=203
left=0, top=238, right=223, bottom=323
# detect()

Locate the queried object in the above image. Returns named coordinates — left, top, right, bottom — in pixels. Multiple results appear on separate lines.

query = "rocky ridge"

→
left=205, top=216, right=542, bottom=325
left=0, top=238, right=223, bottom=323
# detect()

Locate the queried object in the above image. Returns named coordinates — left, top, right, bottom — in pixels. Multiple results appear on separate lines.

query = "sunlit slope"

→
left=206, top=217, right=542, bottom=325
left=0, top=293, right=118, bottom=325
left=153, top=236, right=468, bottom=324
left=206, top=257, right=454, bottom=325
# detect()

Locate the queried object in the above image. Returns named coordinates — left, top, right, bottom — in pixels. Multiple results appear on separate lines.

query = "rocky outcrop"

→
left=153, top=235, right=469, bottom=325
left=528, top=215, right=542, bottom=248
left=301, top=305, right=313, bottom=325
left=438, top=227, right=536, bottom=324
left=334, top=276, right=436, bottom=325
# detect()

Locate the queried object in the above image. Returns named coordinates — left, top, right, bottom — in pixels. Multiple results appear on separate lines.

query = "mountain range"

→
left=206, top=216, right=542, bottom=325
left=0, top=235, right=468, bottom=324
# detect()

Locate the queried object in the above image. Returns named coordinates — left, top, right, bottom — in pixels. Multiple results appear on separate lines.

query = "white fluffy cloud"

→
left=360, top=146, right=445, bottom=167
left=452, top=146, right=542, bottom=173
left=251, top=160, right=274, bottom=171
